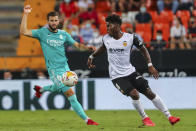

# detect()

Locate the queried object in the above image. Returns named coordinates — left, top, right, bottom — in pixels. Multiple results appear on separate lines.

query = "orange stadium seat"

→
left=98, top=12, right=107, bottom=24
left=0, top=57, right=29, bottom=70
left=121, top=23, right=132, bottom=32
left=193, top=10, right=196, bottom=17
left=29, top=57, right=46, bottom=69
left=148, top=11, right=158, bottom=23
left=153, top=23, right=170, bottom=42
left=71, top=17, right=79, bottom=25
left=176, top=10, right=190, bottom=29
left=0, top=57, right=46, bottom=70
left=135, top=23, right=152, bottom=42
left=159, top=10, right=174, bottom=24
left=99, top=24, right=107, bottom=35
left=96, top=0, right=111, bottom=13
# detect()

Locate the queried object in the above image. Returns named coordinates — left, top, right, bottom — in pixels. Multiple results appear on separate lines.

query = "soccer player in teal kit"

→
left=20, top=5, right=98, bottom=125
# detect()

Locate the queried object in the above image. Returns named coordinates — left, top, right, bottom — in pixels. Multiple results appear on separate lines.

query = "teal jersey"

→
left=32, top=27, right=76, bottom=69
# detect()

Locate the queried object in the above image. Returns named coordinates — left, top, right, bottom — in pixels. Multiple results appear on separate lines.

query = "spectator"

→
left=151, top=30, right=167, bottom=50
left=78, top=3, right=99, bottom=27
left=79, top=20, right=94, bottom=44
left=135, top=4, right=152, bottom=24
left=3, top=71, right=12, bottom=80
left=188, top=17, right=196, bottom=48
left=63, top=18, right=73, bottom=33
left=59, top=0, right=78, bottom=19
left=146, top=0, right=158, bottom=11
left=178, top=0, right=193, bottom=12
left=122, top=0, right=142, bottom=24
left=88, top=28, right=102, bottom=49
left=21, top=68, right=34, bottom=79
left=128, top=0, right=143, bottom=11
left=170, top=17, right=190, bottom=49
left=37, top=71, right=47, bottom=80
left=157, top=0, right=179, bottom=13
left=111, top=0, right=128, bottom=13
left=78, top=0, right=93, bottom=12
left=71, top=26, right=84, bottom=43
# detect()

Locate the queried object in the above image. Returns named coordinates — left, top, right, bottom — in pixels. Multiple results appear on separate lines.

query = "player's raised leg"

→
left=64, top=88, right=98, bottom=125
left=34, top=84, right=58, bottom=98
left=143, top=88, right=180, bottom=125
left=34, top=85, right=98, bottom=125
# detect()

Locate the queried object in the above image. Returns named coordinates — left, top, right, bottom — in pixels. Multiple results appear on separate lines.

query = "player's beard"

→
left=49, top=24, right=58, bottom=32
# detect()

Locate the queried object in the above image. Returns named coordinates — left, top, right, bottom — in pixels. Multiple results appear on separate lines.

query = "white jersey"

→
left=103, top=33, right=142, bottom=80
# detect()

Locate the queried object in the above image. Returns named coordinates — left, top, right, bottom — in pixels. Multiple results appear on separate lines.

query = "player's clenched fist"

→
left=148, top=66, right=159, bottom=79
left=87, top=55, right=95, bottom=69
left=88, top=46, right=96, bottom=52
left=24, top=5, right=32, bottom=14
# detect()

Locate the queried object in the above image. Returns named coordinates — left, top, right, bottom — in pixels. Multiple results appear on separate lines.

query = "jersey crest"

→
left=123, top=41, right=127, bottom=47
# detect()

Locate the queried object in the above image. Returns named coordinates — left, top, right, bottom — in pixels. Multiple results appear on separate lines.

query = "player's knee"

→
left=129, top=89, right=139, bottom=100
left=64, top=88, right=75, bottom=97
left=144, top=88, right=156, bottom=100
left=67, top=94, right=77, bottom=103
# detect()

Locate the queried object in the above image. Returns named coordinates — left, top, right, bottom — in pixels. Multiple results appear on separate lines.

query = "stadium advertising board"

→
left=0, top=78, right=196, bottom=110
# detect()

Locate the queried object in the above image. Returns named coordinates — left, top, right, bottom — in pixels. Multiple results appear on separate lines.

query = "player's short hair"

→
left=47, top=12, right=59, bottom=20
left=106, top=14, right=122, bottom=25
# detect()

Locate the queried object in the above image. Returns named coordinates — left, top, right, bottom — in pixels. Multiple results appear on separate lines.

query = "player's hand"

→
left=87, top=56, right=95, bottom=69
left=24, top=5, right=32, bottom=14
left=148, top=66, right=159, bottom=79
left=88, top=46, right=96, bottom=52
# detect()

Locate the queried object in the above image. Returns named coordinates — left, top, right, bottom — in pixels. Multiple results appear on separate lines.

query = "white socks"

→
left=152, top=95, right=171, bottom=118
left=132, top=100, right=148, bottom=119
left=85, top=117, right=90, bottom=123
left=40, top=88, right=44, bottom=93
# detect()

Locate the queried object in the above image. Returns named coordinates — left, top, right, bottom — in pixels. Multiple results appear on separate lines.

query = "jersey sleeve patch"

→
left=133, top=34, right=143, bottom=48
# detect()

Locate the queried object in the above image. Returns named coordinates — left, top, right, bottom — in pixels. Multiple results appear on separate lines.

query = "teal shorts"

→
left=48, top=64, right=72, bottom=93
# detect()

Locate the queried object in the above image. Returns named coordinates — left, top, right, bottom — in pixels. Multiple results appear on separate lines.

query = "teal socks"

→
left=43, top=85, right=57, bottom=92
left=68, top=95, right=88, bottom=120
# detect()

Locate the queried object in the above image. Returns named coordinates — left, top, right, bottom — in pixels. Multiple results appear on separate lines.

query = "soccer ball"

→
left=62, top=71, right=78, bottom=87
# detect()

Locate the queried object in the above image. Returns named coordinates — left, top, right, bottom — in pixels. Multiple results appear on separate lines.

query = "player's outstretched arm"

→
left=20, top=5, right=33, bottom=37
left=87, top=44, right=106, bottom=69
left=73, top=42, right=96, bottom=51
left=140, top=45, right=159, bottom=79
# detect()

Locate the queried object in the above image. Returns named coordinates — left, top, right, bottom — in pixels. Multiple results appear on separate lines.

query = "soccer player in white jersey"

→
left=87, top=14, right=180, bottom=126
left=20, top=5, right=98, bottom=125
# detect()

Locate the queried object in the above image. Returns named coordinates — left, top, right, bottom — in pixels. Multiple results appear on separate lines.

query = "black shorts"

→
left=112, top=72, right=150, bottom=96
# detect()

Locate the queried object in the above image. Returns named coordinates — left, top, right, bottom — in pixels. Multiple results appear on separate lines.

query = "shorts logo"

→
left=115, top=83, right=124, bottom=94
left=115, top=83, right=121, bottom=90
left=136, top=76, right=142, bottom=80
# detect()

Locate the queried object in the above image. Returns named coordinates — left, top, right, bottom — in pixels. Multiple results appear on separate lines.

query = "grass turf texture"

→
left=0, top=110, right=195, bottom=131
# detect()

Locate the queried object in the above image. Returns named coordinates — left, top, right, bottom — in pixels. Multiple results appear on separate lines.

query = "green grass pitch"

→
left=0, top=110, right=196, bottom=131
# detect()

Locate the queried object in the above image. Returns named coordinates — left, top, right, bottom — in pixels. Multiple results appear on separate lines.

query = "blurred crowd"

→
left=3, top=69, right=47, bottom=80
left=53, top=0, right=196, bottom=51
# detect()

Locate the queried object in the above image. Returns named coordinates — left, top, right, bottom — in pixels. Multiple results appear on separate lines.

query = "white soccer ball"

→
left=62, top=71, right=78, bottom=87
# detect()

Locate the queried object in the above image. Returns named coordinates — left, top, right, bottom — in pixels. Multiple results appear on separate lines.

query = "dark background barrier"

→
left=66, top=50, right=196, bottom=78
left=0, top=50, right=195, bottom=79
